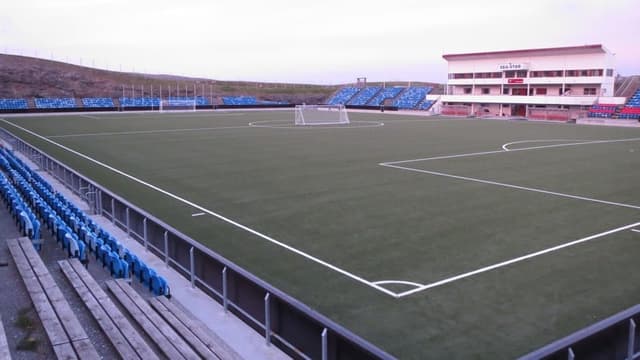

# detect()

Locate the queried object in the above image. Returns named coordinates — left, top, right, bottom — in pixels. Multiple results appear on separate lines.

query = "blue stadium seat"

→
left=393, top=87, right=433, bottom=109
left=368, top=87, right=404, bottom=106
left=347, top=87, right=382, bottom=106
left=0, top=98, right=28, bottom=110
left=34, top=98, right=76, bottom=109
left=221, top=96, right=258, bottom=105
left=82, top=97, right=115, bottom=108
left=327, top=87, right=360, bottom=105
left=119, top=97, right=161, bottom=107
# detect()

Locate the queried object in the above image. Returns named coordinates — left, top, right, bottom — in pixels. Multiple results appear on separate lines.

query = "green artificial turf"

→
left=2, top=111, right=640, bottom=359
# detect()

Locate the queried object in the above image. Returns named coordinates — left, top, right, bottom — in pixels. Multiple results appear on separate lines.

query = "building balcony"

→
left=440, top=94, right=626, bottom=106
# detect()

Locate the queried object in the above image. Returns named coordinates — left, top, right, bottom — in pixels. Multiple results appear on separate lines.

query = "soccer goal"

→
left=159, top=98, right=197, bottom=112
left=294, top=104, right=350, bottom=125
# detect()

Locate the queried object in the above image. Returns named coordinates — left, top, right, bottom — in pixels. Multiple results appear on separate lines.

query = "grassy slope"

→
left=2, top=113, right=640, bottom=358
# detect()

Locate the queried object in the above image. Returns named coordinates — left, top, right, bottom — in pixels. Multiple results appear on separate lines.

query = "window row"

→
left=449, top=69, right=613, bottom=79
left=461, top=87, right=598, bottom=95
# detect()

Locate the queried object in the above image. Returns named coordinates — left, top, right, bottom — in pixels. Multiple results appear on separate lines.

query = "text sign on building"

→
left=498, top=63, right=529, bottom=71
left=508, top=78, right=524, bottom=84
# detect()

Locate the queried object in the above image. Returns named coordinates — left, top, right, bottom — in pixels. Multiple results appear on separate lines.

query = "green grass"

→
left=2, top=111, right=640, bottom=359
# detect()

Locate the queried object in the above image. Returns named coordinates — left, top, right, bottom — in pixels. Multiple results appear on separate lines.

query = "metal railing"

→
left=1, top=128, right=394, bottom=360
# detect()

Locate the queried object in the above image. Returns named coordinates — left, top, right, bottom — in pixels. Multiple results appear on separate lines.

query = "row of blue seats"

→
left=168, top=96, right=210, bottom=106
left=222, top=96, right=258, bottom=105
left=119, top=97, right=161, bottom=107
left=393, top=87, right=433, bottom=109
left=626, top=89, right=640, bottom=107
left=588, top=112, right=613, bottom=118
left=35, top=98, right=77, bottom=109
left=82, top=98, right=115, bottom=108
left=419, top=100, right=435, bottom=110
left=368, top=87, right=404, bottom=106
left=0, top=147, right=170, bottom=296
left=327, top=87, right=360, bottom=105
left=348, top=87, right=381, bottom=106
left=0, top=98, right=28, bottom=110
left=0, top=170, right=42, bottom=247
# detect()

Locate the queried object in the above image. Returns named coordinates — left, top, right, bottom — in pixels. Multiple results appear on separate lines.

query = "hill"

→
left=0, top=54, right=339, bottom=104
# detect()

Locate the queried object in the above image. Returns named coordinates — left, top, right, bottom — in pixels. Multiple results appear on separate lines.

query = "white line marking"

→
left=0, top=118, right=397, bottom=298
left=501, top=139, right=592, bottom=151
left=46, top=125, right=254, bottom=138
left=372, top=280, right=424, bottom=288
left=632, top=229, right=640, bottom=233
left=382, top=137, right=640, bottom=165
left=396, top=221, right=640, bottom=297
left=80, top=115, right=100, bottom=120
left=191, top=212, right=206, bottom=217
left=381, top=163, right=640, bottom=210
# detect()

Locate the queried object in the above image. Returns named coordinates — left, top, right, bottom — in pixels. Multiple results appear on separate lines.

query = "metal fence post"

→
left=125, top=207, right=130, bottom=235
left=322, top=328, right=328, bottom=360
left=629, top=319, right=636, bottom=360
left=222, top=267, right=228, bottom=313
left=143, top=217, right=148, bottom=250
left=163, top=230, right=169, bottom=266
left=265, top=293, right=271, bottom=346
left=111, top=198, right=115, bottom=224
left=189, top=247, right=195, bottom=288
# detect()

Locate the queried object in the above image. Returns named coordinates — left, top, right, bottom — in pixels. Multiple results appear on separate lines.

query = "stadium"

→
left=1, top=2, right=640, bottom=359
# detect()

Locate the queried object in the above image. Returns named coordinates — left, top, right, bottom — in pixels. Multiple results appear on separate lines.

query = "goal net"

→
left=159, top=98, right=197, bottom=112
left=295, top=104, right=350, bottom=125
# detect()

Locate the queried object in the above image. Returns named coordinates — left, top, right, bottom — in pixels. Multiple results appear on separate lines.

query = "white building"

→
left=436, top=44, right=625, bottom=119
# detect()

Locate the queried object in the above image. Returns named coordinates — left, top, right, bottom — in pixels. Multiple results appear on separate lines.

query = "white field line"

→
left=381, top=137, right=640, bottom=165
left=381, top=163, right=640, bottom=210
left=47, top=125, right=254, bottom=138
left=191, top=212, right=206, bottom=217
left=80, top=115, right=100, bottom=120
left=632, top=229, right=640, bottom=233
left=372, top=280, right=424, bottom=288
left=396, top=221, right=640, bottom=298
left=501, top=139, right=592, bottom=151
left=0, top=118, right=398, bottom=298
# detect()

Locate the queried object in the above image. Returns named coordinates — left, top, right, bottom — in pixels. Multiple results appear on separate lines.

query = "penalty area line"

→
left=0, top=118, right=398, bottom=298
left=396, top=221, right=640, bottom=298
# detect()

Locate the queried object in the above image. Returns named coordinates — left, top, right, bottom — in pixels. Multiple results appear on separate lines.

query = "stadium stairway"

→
left=2, top=141, right=288, bottom=360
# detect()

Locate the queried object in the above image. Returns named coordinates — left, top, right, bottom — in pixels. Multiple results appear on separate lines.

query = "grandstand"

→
left=327, top=87, right=360, bottom=105
left=34, top=97, right=76, bottom=109
left=82, top=97, right=115, bottom=108
left=0, top=98, right=28, bottom=110
left=368, top=87, right=404, bottom=106
left=618, top=88, right=640, bottom=119
left=347, top=86, right=381, bottom=106
left=392, top=87, right=432, bottom=109
left=119, top=97, right=161, bottom=108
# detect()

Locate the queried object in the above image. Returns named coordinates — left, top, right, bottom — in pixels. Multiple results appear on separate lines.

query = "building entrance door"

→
left=513, top=104, right=526, bottom=117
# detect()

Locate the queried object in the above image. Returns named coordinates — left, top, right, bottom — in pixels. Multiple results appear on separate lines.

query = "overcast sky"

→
left=1, top=0, right=639, bottom=84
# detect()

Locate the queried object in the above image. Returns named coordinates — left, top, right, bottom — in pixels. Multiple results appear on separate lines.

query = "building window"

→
left=481, top=88, right=490, bottom=95
left=516, top=70, right=528, bottom=78
left=583, top=88, right=597, bottom=95
left=535, top=88, right=547, bottom=95
left=464, top=87, right=472, bottom=94
left=503, top=87, right=509, bottom=95
left=504, top=71, right=515, bottom=78
left=453, top=73, right=473, bottom=79
left=606, top=69, right=614, bottom=77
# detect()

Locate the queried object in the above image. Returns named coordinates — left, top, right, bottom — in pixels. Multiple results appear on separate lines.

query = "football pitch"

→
left=2, top=110, right=640, bottom=358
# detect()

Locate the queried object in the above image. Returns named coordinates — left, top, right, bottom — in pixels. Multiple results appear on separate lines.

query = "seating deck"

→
left=7, top=237, right=99, bottom=359
left=59, top=258, right=158, bottom=360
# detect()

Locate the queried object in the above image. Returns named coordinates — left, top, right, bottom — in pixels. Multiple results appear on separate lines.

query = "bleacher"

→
left=119, top=97, right=161, bottom=107
left=393, top=87, right=433, bottom=109
left=0, top=98, right=28, bottom=110
left=368, top=87, right=404, bottom=106
left=34, top=97, right=76, bottom=109
left=82, top=97, right=115, bottom=108
left=588, top=103, right=617, bottom=118
left=619, top=89, right=640, bottom=119
left=222, top=96, right=258, bottom=105
left=347, top=87, right=381, bottom=106
left=168, top=96, right=210, bottom=106
left=0, top=146, right=169, bottom=297
left=327, top=87, right=360, bottom=105
left=419, top=100, right=435, bottom=110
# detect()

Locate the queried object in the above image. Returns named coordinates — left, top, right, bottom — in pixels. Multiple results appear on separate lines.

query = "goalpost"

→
left=159, top=98, right=197, bottom=112
left=295, top=104, right=350, bottom=126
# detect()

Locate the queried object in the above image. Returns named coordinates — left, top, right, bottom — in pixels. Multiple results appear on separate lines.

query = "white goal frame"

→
left=159, top=99, right=197, bottom=112
left=294, top=104, right=350, bottom=126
